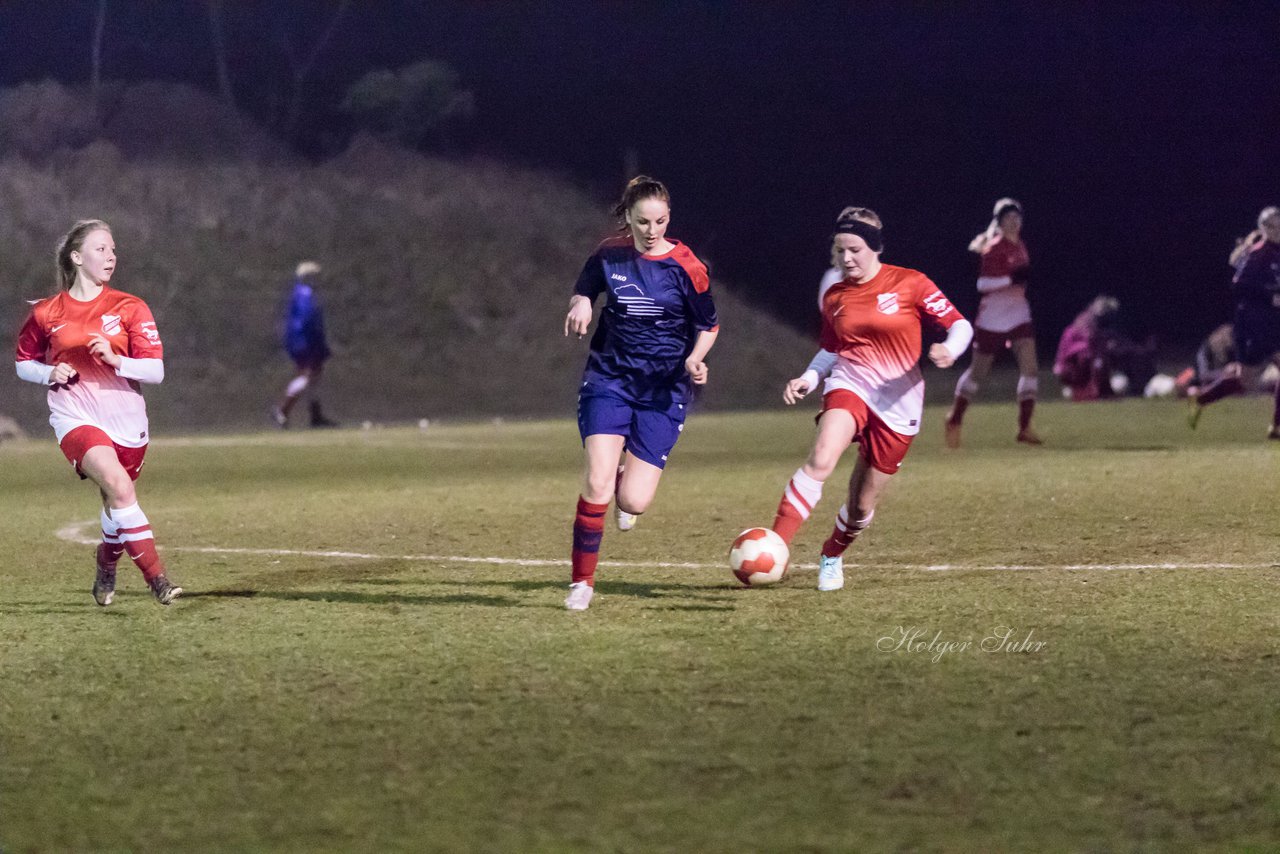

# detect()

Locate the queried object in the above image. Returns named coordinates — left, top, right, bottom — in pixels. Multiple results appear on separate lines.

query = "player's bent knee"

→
left=105, top=476, right=136, bottom=507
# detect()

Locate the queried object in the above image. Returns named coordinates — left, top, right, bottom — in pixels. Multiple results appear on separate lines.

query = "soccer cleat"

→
left=148, top=573, right=183, bottom=606
left=943, top=420, right=962, bottom=449
left=309, top=401, right=339, bottom=429
left=92, top=562, right=116, bottom=607
left=1268, top=426, right=1280, bottom=441
left=270, top=406, right=288, bottom=428
left=1187, top=399, right=1203, bottom=430
left=1016, top=429, right=1044, bottom=445
left=616, top=506, right=638, bottom=532
left=817, top=554, right=844, bottom=592
left=564, top=581, right=594, bottom=611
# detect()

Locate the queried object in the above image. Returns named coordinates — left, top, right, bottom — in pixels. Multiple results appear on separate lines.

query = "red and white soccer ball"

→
left=728, top=527, right=789, bottom=586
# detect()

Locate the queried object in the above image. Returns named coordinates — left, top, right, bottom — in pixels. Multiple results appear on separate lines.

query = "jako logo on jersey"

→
left=610, top=273, right=628, bottom=282
left=876, top=293, right=900, bottom=315
left=101, top=315, right=122, bottom=335
left=923, top=293, right=951, bottom=316
left=140, top=321, right=160, bottom=342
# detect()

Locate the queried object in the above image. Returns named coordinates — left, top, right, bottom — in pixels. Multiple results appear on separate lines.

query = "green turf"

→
left=2, top=398, right=1278, bottom=852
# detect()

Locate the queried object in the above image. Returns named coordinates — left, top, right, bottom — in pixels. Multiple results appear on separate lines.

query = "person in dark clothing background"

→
left=273, top=261, right=338, bottom=428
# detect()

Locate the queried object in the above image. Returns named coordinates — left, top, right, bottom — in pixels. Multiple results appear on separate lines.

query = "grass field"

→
left=2, top=395, right=1278, bottom=852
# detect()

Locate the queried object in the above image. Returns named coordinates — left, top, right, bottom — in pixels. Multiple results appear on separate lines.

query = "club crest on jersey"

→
left=876, top=293, right=900, bottom=315
left=101, top=314, right=122, bottom=335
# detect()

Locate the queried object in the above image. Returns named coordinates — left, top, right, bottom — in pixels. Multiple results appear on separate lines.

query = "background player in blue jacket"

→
left=273, top=260, right=338, bottom=428
left=562, top=176, right=719, bottom=610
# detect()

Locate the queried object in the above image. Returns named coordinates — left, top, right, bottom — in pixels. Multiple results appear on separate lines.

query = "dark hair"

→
left=55, top=219, right=112, bottom=290
left=612, top=175, right=670, bottom=226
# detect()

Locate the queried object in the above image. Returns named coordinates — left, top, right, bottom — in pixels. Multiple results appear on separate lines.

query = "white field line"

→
left=55, top=521, right=1277, bottom=573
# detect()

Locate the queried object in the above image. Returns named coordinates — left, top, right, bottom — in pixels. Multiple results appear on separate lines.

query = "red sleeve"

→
left=124, top=299, right=164, bottom=359
left=818, top=291, right=839, bottom=351
left=14, top=308, right=48, bottom=362
left=914, top=275, right=965, bottom=331
left=979, top=241, right=1012, bottom=277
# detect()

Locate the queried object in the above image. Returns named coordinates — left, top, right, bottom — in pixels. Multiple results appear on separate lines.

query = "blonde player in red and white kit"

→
left=771, top=208, right=973, bottom=591
left=14, top=219, right=182, bottom=606
left=944, top=198, right=1042, bottom=447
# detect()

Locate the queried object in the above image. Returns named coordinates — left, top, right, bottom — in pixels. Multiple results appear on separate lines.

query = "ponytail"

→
left=55, top=219, right=111, bottom=290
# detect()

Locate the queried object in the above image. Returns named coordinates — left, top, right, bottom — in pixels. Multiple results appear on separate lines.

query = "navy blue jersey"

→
left=1232, top=241, right=1280, bottom=311
left=283, top=281, right=330, bottom=359
left=575, top=236, right=718, bottom=406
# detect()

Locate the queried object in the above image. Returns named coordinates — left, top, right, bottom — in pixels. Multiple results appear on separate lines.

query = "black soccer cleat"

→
left=148, top=573, right=183, bottom=606
left=92, top=562, right=116, bottom=607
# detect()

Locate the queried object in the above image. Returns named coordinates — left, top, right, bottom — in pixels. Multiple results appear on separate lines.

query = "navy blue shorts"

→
left=1234, top=307, right=1280, bottom=366
left=577, top=393, right=687, bottom=470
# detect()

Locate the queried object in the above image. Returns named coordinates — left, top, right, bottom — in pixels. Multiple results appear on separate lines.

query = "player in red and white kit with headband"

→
left=770, top=207, right=972, bottom=591
left=944, top=198, right=1042, bottom=446
left=14, top=219, right=182, bottom=605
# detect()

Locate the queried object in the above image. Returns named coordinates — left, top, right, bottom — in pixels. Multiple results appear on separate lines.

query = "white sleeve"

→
left=115, top=357, right=164, bottom=384
left=942, top=320, right=974, bottom=361
left=817, top=268, right=842, bottom=312
left=976, top=275, right=1013, bottom=293
left=799, top=349, right=838, bottom=390
left=15, top=360, right=54, bottom=385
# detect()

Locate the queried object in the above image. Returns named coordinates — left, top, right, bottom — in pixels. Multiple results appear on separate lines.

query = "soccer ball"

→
left=728, top=527, right=789, bottom=586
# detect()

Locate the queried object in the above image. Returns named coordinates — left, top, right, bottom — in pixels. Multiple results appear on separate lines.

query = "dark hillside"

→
left=0, top=82, right=815, bottom=435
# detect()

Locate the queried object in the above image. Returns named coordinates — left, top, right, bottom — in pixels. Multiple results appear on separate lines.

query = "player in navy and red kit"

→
left=13, top=219, right=182, bottom=605
left=1190, top=206, right=1280, bottom=437
left=562, top=177, right=719, bottom=610
left=770, top=208, right=972, bottom=591
left=944, top=198, right=1043, bottom=446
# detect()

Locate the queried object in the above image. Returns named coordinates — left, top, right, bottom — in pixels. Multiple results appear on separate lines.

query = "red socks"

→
left=1197, top=375, right=1244, bottom=406
left=109, top=502, right=167, bottom=582
left=571, top=497, right=608, bottom=586
left=1018, top=398, right=1035, bottom=432
left=771, top=468, right=824, bottom=545
left=821, top=506, right=874, bottom=558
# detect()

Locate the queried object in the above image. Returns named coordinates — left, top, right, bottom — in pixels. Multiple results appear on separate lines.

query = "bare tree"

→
left=277, top=0, right=351, bottom=138
left=206, top=0, right=234, bottom=105
left=91, top=0, right=107, bottom=93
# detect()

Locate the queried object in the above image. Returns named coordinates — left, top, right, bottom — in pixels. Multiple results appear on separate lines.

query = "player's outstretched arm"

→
left=564, top=295, right=593, bottom=338
left=783, top=375, right=813, bottom=405
left=784, top=349, right=837, bottom=404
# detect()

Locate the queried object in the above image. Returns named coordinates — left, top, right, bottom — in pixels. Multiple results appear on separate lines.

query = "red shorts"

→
left=973, top=322, right=1035, bottom=354
left=59, top=425, right=148, bottom=482
left=819, top=389, right=914, bottom=475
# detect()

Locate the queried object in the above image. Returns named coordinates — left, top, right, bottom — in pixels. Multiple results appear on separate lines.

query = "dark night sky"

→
left=1, top=1, right=1276, bottom=345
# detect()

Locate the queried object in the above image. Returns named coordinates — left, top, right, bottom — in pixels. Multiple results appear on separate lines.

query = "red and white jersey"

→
left=974, top=235, right=1032, bottom=332
left=819, top=264, right=965, bottom=435
left=14, top=286, right=163, bottom=447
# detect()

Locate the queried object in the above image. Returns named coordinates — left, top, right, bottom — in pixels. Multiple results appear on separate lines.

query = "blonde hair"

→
left=835, top=206, right=882, bottom=229
left=55, top=219, right=111, bottom=290
left=1229, top=207, right=1280, bottom=266
left=295, top=260, right=322, bottom=278
left=970, top=197, right=1022, bottom=254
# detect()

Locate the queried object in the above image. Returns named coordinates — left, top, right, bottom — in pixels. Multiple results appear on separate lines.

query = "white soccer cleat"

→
left=616, top=507, right=638, bottom=531
left=564, top=581, right=594, bottom=611
left=817, top=555, right=844, bottom=592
